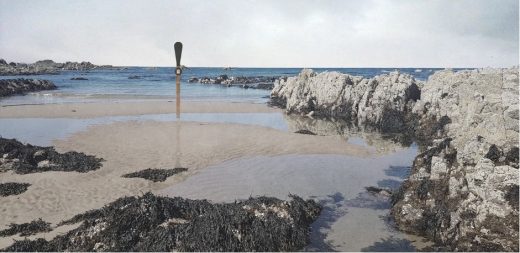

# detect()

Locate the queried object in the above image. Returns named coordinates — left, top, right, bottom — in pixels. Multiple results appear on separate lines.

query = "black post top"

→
left=174, top=42, right=183, bottom=68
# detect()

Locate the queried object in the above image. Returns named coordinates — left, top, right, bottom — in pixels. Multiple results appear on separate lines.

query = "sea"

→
left=0, top=67, right=453, bottom=105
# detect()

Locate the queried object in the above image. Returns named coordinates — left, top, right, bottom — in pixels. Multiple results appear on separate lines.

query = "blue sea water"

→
left=0, top=67, right=455, bottom=105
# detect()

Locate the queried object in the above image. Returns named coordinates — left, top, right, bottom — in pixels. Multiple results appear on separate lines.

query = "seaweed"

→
left=3, top=193, right=321, bottom=252
left=0, top=138, right=103, bottom=174
left=121, top=168, right=188, bottom=182
left=0, top=219, right=52, bottom=237
left=0, top=182, right=30, bottom=197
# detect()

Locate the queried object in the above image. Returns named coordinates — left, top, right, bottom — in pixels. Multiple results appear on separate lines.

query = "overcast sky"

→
left=0, top=0, right=518, bottom=67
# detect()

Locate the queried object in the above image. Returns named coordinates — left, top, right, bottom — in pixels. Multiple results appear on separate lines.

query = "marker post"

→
left=174, top=42, right=183, bottom=168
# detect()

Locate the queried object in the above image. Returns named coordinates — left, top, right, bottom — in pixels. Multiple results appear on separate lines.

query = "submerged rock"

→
left=0, top=138, right=104, bottom=174
left=0, top=182, right=30, bottom=197
left=122, top=168, right=187, bottom=182
left=70, top=77, right=88, bottom=80
left=0, top=79, right=56, bottom=97
left=3, top=193, right=321, bottom=252
left=294, top=129, right=317, bottom=135
left=0, top=219, right=52, bottom=237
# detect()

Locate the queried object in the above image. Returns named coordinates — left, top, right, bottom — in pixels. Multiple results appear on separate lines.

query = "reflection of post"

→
left=174, top=42, right=183, bottom=168
left=176, top=74, right=181, bottom=119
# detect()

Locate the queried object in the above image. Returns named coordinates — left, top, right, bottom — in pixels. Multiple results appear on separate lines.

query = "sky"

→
left=0, top=0, right=518, bottom=67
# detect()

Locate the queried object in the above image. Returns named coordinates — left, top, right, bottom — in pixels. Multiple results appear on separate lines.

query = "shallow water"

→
left=159, top=151, right=429, bottom=251
left=0, top=113, right=288, bottom=146
left=0, top=110, right=429, bottom=251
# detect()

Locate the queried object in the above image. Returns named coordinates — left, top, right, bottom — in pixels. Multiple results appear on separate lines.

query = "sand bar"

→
left=0, top=101, right=280, bottom=118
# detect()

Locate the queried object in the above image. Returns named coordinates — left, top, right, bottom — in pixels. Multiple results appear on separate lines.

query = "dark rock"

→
left=485, top=144, right=502, bottom=162
left=0, top=138, right=104, bottom=174
left=122, top=168, right=187, bottom=182
left=506, top=147, right=519, bottom=168
left=504, top=184, right=519, bottom=211
left=0, top=182, right=30, bottom=197
left=4, top=193, right=321, bottom=252
left=294, top=129, right=317, bottom=135
left=128, top=75, right=141, bottom=79
left=0, top=79, right=56, bottom=97
left=188, top=77, right=199, bottom=83
left=70, top=77, right=88, bottom=80
left=0, top=59, right=6, bottom=65
left=0, top=219, right=52, bottom=237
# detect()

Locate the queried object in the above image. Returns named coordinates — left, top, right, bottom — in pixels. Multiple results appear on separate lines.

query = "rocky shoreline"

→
left=271, top=68, right=519, bottom=251
left=0, top=59, right=114, bottom=76
left=0, top=79, right=56, bottom=97
left=188, top=75, right=280, bottom=89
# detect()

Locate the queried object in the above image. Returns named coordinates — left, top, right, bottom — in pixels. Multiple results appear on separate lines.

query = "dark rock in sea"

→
left=294, top=129, right=317, bottom=135
left=0, top=182, right=30, bottom=197
left=0, top=137, right=104, bottom=174
left=70, top=77, right=88, bottom=80
left=0, top=219, right=52, bottom=237
left=3, top=193, right=321, bottom=252
left=0, top=79, right=56, bottom=97
left=191, top=75, right=280, bottom=89
left=128, top=75, right=141, bottom=79
left=122, top=168, right=187, bottom=182
left=0, top=59, right=113, bottom=76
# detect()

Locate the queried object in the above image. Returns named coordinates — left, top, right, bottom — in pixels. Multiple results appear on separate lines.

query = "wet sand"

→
left=0, top=100, right=279, bottom=118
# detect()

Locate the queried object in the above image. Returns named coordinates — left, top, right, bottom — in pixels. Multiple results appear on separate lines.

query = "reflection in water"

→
left=283, top=114, right=414, bottom=154
left=159, top=151, right=427, bottom=251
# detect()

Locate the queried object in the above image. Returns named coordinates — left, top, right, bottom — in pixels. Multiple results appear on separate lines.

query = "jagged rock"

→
left=0, top=79, right=56, bottom=97
left=0, top=138, right=104, bottom=174
left=273, top=68, right=519, bottom=251
left=3, top=193, right=321, bottom=252
left=271, top=69, right=421, bottom=132
left=392, top=68, right=519, bottom=251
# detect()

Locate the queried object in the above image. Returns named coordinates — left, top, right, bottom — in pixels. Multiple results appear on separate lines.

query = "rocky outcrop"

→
left=391, top=68, right=519, bottom=251
left=271, top=69, right=421, bottom=132
left=0, top=79, right=56, bottom=97
left=0, top=59, right=113, bottom=76
left=189, top=75, right=279, bottom=89
left=272, top=68, right=519, bottom=251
